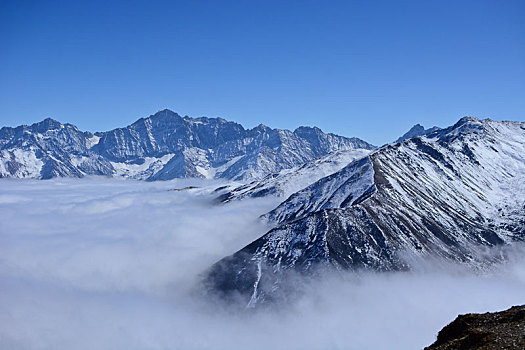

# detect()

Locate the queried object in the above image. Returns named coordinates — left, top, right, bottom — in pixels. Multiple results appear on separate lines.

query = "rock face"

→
left=0, top=109, right=374, bottom=181
left=205, top=117, right=525, bottom=305
left=425, top=305, right=525, bottom=350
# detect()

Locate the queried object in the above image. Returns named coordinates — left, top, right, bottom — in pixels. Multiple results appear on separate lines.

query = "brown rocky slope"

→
left=425, top=305, right=525, bottom=349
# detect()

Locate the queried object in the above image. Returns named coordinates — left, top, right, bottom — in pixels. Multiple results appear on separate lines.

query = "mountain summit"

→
left=395, top=123, right=441, bottom=143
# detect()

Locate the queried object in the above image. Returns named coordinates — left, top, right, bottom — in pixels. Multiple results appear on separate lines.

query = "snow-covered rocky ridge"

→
left=205, top=117, right=525, bottom=305
left=216, top=148, right=372, bottom=202
left=0, top=118, right=113, bottom=179
left=0, top=109, right=374, bottom=181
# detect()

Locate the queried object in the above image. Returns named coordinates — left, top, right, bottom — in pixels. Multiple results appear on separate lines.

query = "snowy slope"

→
left=205, top=117, right=525, bottom=305
left=217, top=148, right=372, bottom=202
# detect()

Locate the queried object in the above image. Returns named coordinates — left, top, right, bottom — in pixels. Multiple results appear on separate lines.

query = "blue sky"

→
left=1, top=0, right=523, bottom=145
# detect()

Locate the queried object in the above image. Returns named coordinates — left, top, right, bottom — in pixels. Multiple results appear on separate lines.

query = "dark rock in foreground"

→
left=425, top=305, right=525, bottom=350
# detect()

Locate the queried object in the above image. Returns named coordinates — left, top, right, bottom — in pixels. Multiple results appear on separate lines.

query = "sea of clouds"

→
left=1, top=178, right=524, bottom=350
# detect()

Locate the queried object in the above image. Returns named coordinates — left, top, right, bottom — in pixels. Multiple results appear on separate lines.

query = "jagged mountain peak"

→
left=406, top=123, right=425, bottom=133
left=450, top=115, right=483, bottom=130
left=31, top=117, right=66, bottom=131
left=8, top=117, right=82, bottom=135
left=131, top=109, right=183, bottom=126
left=429, top=116, right=494, bottom=144
left=395, top=122, right=440, bottom=143
left=154, top=108, right=179, bottom=116
left=39, top=116, right=61, bottom=124
left=458, top=115, right=481, bottom=123
left=294, top=125, right=323, bottom=133
left=252, top=123, right=272, bottom=131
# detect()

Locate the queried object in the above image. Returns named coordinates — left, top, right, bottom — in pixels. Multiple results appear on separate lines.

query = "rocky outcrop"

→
left=425, top=305, right=525, bottom=350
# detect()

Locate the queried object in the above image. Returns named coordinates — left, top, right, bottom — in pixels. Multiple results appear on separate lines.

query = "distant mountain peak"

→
left=150, top=109, right=182, bottom=119
left=458, top=115, right=481, bottom=123
left=157, top=108, right=176, bottom=114
left=293, top=126, right=325, bottom=139
left=35, top=117, right=61, bottom=125
left=294, top=126, right=323, bottom=132
left=395, top=123, right=441, bottom=143
left=410, top=123, right=425, bottom=131
left=30, top=117, right=67, bottom=132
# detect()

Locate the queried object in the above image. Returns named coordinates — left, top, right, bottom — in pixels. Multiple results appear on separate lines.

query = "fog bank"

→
left=1, top=178, right=523, bottom=350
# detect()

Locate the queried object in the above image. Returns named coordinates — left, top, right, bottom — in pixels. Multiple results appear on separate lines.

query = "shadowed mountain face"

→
left=205, top=117, right=525, bottom=306
left=425, top=305, right=525, bottom=350
left=0, top=109, right=374, bottom=181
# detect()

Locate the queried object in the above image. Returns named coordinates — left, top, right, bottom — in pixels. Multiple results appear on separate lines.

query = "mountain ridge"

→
left=205, top=116, right=525, bottom=306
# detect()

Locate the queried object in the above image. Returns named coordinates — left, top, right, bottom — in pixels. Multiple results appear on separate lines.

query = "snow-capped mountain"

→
left=205, top=117, right=525, bottom=305
left=395, top=123, right=441, bottom=143
left=0, top=118, right=113, bottom=179
left=0, top=109, right=375, bottom=181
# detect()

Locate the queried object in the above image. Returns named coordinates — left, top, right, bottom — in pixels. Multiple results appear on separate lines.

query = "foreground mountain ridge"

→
left=205, top=117, right=525, bottom=305
left=0, top=109, right=374, bottom=181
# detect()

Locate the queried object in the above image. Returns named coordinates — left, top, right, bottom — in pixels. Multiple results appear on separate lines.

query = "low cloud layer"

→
left=1, top=178, right=524, bottom=350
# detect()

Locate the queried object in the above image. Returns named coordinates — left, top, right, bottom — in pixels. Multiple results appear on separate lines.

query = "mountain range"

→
left=0, top=109, right=374, bottom=181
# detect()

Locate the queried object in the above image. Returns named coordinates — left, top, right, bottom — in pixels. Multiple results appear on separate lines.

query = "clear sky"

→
left=1, top=0, right=523, bottom=145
